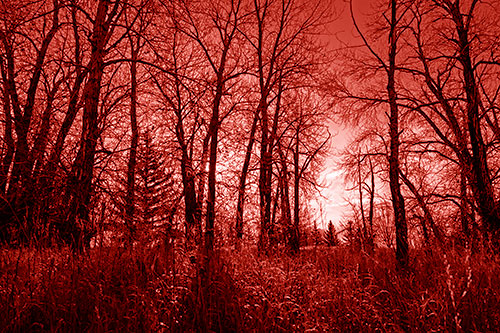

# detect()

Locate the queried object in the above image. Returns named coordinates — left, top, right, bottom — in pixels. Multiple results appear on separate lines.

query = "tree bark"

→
left=258, top=98, right=272, bottom=253
left=278, top=144, right=291, bottom=247
left=64, top=0, right=120, bottom=250
left=388, top=0, right=408, bottom=270
left=399, top=170, right=443, bottom=245
left=367, top=156, right=375, bottom=252
left=446, top=1, right=500, bottom=235
left=124, top=38, right=139, bottom=247
left=290, top=128, right=301, bottom=253
left=235, top=111, right=259, bottom=249
left=357, top=154, right=368, bottom=249
left=204, top=78, right=223, bottom=258
left=0, top=59, right=14, bottom=195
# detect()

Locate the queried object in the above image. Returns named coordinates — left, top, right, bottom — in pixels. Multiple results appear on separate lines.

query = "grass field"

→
left=1, top=244, right=500, bottom=332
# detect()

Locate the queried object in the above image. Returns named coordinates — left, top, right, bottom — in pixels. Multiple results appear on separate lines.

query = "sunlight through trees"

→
left=1, top=0, right=500, bottom=330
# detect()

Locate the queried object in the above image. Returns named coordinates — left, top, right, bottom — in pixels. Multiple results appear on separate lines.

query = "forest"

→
left=1, top=0, right=500, bottom=331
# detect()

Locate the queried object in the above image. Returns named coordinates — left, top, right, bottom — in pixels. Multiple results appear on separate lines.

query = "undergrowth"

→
left=1, top=244, right=500, bottom=332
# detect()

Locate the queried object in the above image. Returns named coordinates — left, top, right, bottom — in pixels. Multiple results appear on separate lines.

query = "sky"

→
left=312, top=123, right=355, bottom=230
left=312, top=0, right=374, bottom=229
left=324, top=0, right=375, bottom=48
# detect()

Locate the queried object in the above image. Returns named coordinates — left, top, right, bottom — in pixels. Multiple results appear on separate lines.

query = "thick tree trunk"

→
left=205, top=127, right=218, bottom=258
left=180, top=152, right=199, bottom=248
left=196, top=133, right=210, bottom=240
left=63, top=0, right=119, bottom=250
left=460, top=166, right=471, bottom=239
left=447, top=1, right=500, bottom=236
left=0, top=59, right=15, bottom=243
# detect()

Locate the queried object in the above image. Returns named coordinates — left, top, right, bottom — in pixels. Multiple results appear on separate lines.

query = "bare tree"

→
left=0, top=0, right=61, bottom=243
left=62, top=0, right=123, bottom=250
left=349, top=0, right=409, bottom=269
left=241, top=0, right=327, bottom=253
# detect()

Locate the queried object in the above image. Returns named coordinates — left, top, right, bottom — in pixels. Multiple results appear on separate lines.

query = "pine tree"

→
left=134, top=129, right=175, bottom=245
left=324, top=220, right=339, bottom=247
left=113, top=128, right=177, bottom=247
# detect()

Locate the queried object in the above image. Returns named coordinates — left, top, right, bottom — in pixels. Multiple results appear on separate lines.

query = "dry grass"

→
left=1, top=244, right=500, bottom=331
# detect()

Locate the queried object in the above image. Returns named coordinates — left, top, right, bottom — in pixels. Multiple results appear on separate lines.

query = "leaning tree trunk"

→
left=400, top=170, right=443, bottom=246
left=235, top=111, right=259, bottom=249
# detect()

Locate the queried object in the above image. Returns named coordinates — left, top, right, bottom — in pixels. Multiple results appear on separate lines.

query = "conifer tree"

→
left=324, top=221, right=339, bottom=247
left=115, top=128, right=176, bottom=247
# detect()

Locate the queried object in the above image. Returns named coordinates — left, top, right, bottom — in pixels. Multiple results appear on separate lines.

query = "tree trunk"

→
left=357, top=154, right=368, bottom=249
left=0, top=59, right=14, bottom=195
left=447, top=1, right=500, bottom=236
left=290, top=129, right=300, bottom=253
left=46, top=5, right=86, bottom=173
left=367, top=156, right=375, bottom=252
left=7, top=2, right=59, bottom=202
left=125, top=40, right=139, bottom=247
left=258, top=98, right=272, bottom=253
left=63, top=0, right=119, bottom=250
left=278, top=144, right=291, bottom=247
left=0, top=1, right=59, bottom=243
left=400, top=170, right=443, bottom=245
left=387, top=0, right=408, bottom=270
left=235, top=111, right=259, bottom=249
left=460, top=165, right=471, bottom=239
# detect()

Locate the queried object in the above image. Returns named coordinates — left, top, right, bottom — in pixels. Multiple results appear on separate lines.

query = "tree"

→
left=348, top=0, right=409, bottom=269
left=0, top=0, right=61, bottom=243
left=123, top=0, right=152, bottom=248
left=62, top=0, right=124, bottom=250
left=386, top=0, right=408, bottom=270
left=134, top=129, right=176, bottom=245
left=287, top=90, right=330, bottom=253
left=341, top=134, right=382, bottom=252
left=235, top=104, right=259, bottom=250
left=324, top=220, right=339, bottom=246
left=240, top=0, right=328, bottom=253
left=404, top=0, right=500, bottom=241
left=150, top=14, right=204, bottom=248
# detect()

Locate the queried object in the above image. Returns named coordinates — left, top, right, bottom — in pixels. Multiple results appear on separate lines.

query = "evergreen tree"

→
left=113, top=128, right=177, bottom=247
left=134, top=129, right=176, bottom=244
left=324, top=220, right=339, bottom=247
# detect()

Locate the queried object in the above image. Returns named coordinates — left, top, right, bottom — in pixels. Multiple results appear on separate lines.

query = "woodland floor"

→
left=1, top=243, right=500, bottom=332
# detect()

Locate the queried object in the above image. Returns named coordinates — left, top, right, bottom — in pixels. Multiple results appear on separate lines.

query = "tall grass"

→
left=1, top=243, right=500, bottom=331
